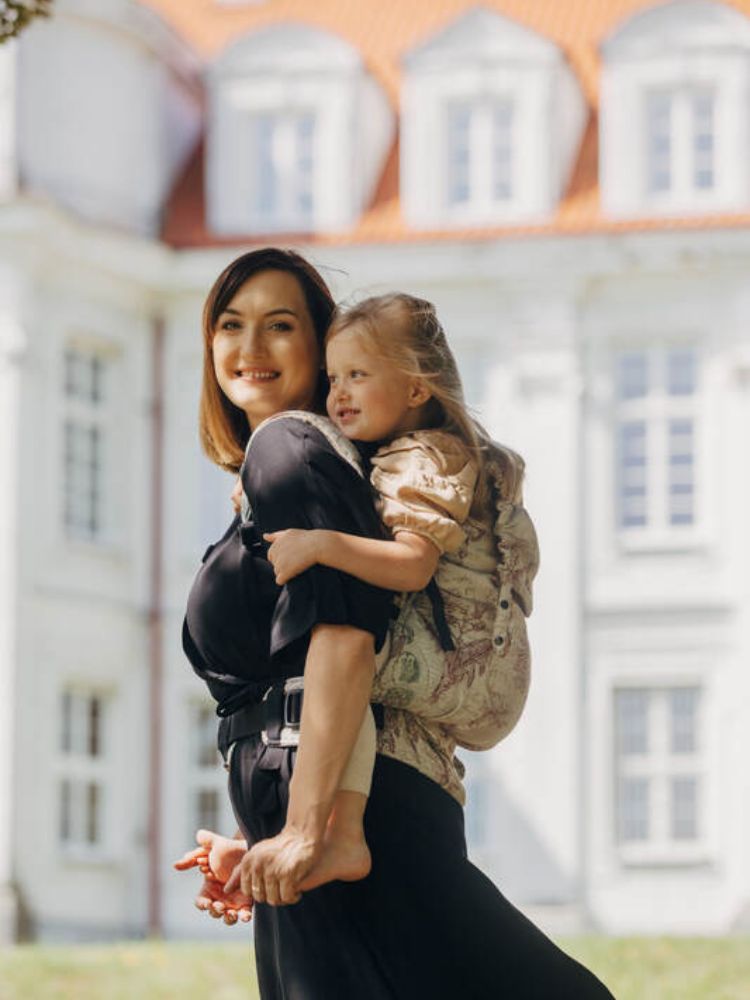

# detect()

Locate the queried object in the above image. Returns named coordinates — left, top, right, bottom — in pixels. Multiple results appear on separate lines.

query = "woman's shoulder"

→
left=246, top=410, right=364, bottom=476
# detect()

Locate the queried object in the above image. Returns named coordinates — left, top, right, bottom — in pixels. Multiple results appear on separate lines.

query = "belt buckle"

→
left=260, top=677, right=303, bottom=749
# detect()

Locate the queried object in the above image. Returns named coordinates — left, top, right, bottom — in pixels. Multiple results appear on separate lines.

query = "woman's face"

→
left=212, top=269, right=321, bottom=430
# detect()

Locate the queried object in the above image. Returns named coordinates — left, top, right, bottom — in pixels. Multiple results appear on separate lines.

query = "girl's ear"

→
left=408, top=378, right=432, bottom=408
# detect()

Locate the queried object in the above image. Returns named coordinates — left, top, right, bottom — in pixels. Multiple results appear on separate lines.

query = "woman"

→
left=179, top=248, right=615, bottom=999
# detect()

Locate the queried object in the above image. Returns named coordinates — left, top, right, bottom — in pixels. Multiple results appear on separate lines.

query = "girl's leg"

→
left=299, top=708, right=376, bottom=890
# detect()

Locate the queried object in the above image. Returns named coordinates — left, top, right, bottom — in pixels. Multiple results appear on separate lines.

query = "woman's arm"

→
left=264, top=527, right=439, bottom=591
left=225, top=622, right=375, bottom=906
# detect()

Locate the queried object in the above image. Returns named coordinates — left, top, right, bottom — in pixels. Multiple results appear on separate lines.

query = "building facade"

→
left=0, top=0, right=749, bottom=941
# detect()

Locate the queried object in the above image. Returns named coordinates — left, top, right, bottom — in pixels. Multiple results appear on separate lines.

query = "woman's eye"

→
left=269, top=321, right=293, bottom=333
left=219, top=320, right=240, bottom=331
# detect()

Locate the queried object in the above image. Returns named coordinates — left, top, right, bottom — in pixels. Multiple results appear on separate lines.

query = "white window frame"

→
left=643, top=86, right=718, bottom=210
left=613, top=682, right=710, bottom=867
left=612, top=343, right=708, bottom=552
left=61, top=341, right=113, bottom=546
left=186, top=700, right=235, bottom=845
left=250, top=108, right=317, bottom=232
left=443, top=97, right=515, bottom=219
left=56, top=687, right=113, bottom=862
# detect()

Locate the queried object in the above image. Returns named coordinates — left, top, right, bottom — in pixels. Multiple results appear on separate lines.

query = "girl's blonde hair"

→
left=326, top=292, right=509, bottom=506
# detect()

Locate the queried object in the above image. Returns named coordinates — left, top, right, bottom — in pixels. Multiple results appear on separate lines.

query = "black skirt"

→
left=228, top=739, right=616, bottom=1000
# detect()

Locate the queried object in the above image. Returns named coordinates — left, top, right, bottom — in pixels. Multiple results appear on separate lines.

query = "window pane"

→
left=671, top=777, right=698, bottom=840
left=64, top=420, right=103, bottom=539
left=668, top=418, right=694, bottom=526
left=196, top=788, right=220, bottom=833
left=615, top=689, right=649, bottom=754
left=294, top=113, right=315, bottom=220
left=60, top=779, right=72, bottom=843
left=194, top=705, right=219, bottom=768
left=86, top=782, right=100, bottom=844
left=446, top=104, right=471, bottom=205
left=667, top=348, right=696, bottom=396
left=61, top=691, right=72, bottom=753
left=616, top=352, right=648, bottom=400
left=88, top=696, right=101, bottom=757
left=618, top=777, right=650, bottom=842
left=646, top=92, right=672, bottom=194
left=492, top=102, right=513, bottom=201
left=618, top=421, right=648, bottom=528
left=692, top=91, right=715, bottom=191
left=670, top=688, right=699, bottom=754
left=254, top=113, right=278, bottom=216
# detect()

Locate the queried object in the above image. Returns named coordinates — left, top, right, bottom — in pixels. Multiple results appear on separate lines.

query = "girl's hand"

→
left=264, top=529, right=323, bottom=585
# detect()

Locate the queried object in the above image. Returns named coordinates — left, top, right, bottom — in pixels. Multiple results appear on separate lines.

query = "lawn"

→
left=0, top=937, right=747, bottom=999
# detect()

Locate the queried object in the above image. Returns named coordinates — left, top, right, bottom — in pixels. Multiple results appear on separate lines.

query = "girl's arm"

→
left=264, top=528, right=439, bottom=592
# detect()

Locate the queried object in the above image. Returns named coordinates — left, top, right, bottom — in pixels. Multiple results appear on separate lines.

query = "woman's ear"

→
left=408, top=379, right=432, bottom=408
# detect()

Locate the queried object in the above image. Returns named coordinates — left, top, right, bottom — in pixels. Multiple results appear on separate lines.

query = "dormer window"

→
left=601, top=1, right=750, bottom=218
left=402, top=9, right=585, bottom=229
left=445, top=99, right=514, bottom=211
left=207, top=24, right=393, bottom=236
left=645, top=88, right=715, bottom=202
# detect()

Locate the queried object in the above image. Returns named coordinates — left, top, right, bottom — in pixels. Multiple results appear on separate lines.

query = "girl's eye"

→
left=327, top=375, right=338, bottom=385
left=269, top=321, right=293, bottom=333
left=219, top=320, right=241, bottom=331
left=351, top=370, right=367, bottom=379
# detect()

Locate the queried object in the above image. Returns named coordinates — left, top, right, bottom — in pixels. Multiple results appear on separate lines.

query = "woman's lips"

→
left=235, top=369, right=280, bottom=381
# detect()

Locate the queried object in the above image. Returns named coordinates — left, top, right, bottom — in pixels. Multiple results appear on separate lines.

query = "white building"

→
left=1, top=0, right=749, bottom=941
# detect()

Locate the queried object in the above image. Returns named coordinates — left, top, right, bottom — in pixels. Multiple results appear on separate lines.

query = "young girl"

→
left=263, top=293, right=505, bottom=891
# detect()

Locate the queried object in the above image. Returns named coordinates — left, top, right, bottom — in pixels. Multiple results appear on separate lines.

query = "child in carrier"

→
left=261, top=292, right=536, bottom=891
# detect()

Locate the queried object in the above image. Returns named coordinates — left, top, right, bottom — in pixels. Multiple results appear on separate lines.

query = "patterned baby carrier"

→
left=250, top=412, right=540, bottom=753
left=372, top=439, right=539, bottom=751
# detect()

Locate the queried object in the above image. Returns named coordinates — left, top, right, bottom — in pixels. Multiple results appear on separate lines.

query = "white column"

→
left=0, top=277, right=23, bottom=943
left=0, top=42, right=17, bottom=200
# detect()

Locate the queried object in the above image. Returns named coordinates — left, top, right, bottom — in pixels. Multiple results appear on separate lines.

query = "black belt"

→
left=217, top=677, right=385, bottom=764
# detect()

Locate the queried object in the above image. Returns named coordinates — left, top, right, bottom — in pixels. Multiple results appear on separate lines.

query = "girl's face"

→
left=212, top=269, right=321, bottom=430
left=326, top=326, right=429, bottom=442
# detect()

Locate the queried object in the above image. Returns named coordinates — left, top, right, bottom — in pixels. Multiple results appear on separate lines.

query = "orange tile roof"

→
left=145, top=0, right=750, bottom=248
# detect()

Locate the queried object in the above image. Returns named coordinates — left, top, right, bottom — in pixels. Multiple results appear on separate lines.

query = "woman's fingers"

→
left=278, top=872, right=302, bottom=906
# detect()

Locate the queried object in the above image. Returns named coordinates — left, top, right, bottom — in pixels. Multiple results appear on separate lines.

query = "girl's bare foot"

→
left=298, top=834, right=372, bottom=892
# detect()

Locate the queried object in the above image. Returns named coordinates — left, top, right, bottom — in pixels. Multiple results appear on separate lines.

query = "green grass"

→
left=0, top=937, right=747, bottom=999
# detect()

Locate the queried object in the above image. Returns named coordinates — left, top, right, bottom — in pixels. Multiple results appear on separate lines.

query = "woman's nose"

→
left=237, top=325, right=266, bottom=358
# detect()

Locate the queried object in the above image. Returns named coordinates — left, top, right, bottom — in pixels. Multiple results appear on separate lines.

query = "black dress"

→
left=184, top=416, right=615, bottom=1000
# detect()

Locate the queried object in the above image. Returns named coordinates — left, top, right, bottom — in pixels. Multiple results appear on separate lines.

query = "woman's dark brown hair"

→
left=199, top=248, right=336, bottom=471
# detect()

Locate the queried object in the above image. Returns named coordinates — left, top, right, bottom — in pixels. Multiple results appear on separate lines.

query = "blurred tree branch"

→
left=1, top=1, right=53, bottom=43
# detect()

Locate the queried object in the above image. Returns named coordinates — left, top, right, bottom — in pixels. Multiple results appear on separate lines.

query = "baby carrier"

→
left=249, top=412, right=539, bottom=752
left=371, top=439, right=538, bottom=751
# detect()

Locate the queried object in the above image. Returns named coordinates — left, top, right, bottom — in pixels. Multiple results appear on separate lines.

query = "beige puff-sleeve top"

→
left=370, top=430, right=478, bottom=553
